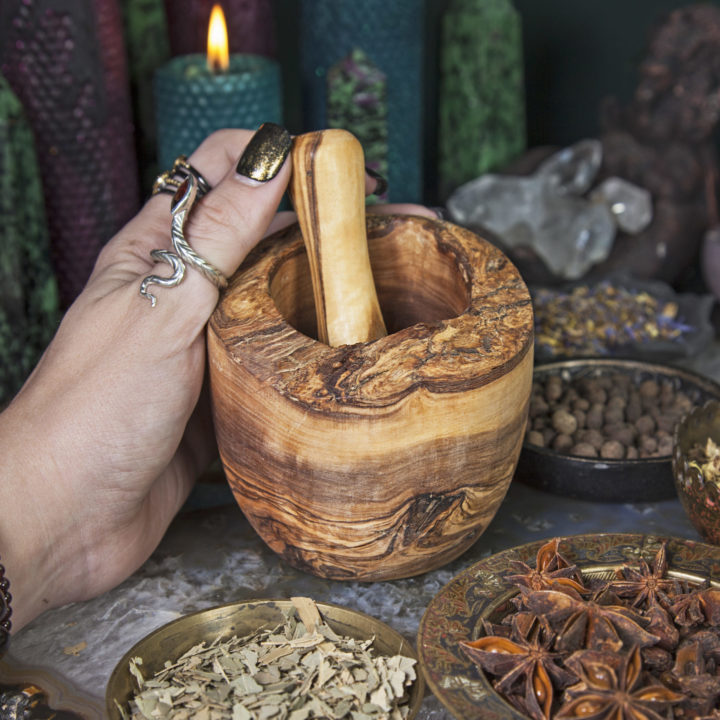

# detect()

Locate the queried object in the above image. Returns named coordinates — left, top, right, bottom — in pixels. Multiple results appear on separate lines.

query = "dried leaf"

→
left=63, top=640, right=87, bottom=656
left=124, top=598, right=416, bottom=719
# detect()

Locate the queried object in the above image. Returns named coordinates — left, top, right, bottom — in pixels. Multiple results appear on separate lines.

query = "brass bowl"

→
left=417, top=533, right=720, bottom=720
left=515, top=358, right=720, bottom=502
left=673, top=399, right=720, bottom=545
left=106, top=598, right=424, bottom=719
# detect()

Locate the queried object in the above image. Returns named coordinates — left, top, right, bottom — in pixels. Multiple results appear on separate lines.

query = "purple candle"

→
left=163, top=0, right=276, bottom=58
left=1, top=0, right=140, bottom=308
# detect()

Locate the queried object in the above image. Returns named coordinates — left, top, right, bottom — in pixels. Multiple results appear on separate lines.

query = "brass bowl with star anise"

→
left=417, top=533, right=720, bottom=720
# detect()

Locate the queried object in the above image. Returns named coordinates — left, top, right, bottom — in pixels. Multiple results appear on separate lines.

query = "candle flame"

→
left=207, top=4, right=229, bottom=73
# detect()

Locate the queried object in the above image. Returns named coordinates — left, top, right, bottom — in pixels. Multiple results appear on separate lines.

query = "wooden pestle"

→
left=290, top=129, right=387, bottom=346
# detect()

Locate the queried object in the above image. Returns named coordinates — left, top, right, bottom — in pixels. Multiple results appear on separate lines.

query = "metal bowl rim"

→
left=106, top=597, right=424, bottom=718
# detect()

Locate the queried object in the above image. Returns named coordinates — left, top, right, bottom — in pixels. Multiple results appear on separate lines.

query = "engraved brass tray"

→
left=417, top=533, right=720, bottom=720
left=106, top=598, right=424, bottom=719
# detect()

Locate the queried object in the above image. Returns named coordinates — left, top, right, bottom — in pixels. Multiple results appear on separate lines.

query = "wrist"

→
left=0, top=397, right=83, bottom=632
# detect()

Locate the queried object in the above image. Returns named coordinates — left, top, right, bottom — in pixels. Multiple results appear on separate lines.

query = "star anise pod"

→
left=661, top=639, right=720, bottom=717
left=506, top=538, right=588, bottom=597
left=460, top=616, right=577, bottom=720
left=520, top=587, right=660, bottom=653
left=697, top=710, right=720, bottom=720
left=670, top=587, right=720, bottom=629
left=557, top=646, right=685, bottom=720
left=607, top=543, right=681, bottom=610
left=644, top=600, right=679, bottom=651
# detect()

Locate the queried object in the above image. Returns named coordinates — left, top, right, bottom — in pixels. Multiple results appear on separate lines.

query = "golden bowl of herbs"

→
left=418, top=533, right=720, bottom=720
left=106, top=597, right=423, bottom=719
left=673, top=399, right=720, bottom=546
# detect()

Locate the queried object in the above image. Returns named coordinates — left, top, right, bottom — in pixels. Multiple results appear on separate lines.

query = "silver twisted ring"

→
left=151, top=155, right=211, bottom=198
left=140, top=172, right=227, bottom=306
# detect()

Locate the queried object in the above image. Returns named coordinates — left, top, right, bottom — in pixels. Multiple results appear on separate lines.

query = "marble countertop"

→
left=0, top=476, right=704, bottom=719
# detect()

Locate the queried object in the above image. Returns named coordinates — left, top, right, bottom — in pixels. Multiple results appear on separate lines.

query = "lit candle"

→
left=154, top=4, right=282, bottom=169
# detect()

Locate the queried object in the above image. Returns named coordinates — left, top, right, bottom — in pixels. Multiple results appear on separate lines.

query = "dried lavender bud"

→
left=533, top=282, right=694, bottom=358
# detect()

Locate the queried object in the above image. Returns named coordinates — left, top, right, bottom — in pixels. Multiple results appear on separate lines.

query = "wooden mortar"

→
left=208, top=132, right=534, bottom=581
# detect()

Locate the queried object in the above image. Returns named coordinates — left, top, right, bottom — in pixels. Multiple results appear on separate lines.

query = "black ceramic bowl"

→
left=515, top=358, right=720, bottom=502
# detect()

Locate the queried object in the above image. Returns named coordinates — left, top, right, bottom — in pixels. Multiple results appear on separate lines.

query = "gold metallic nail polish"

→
left=236, top=123, right=292, bottom=182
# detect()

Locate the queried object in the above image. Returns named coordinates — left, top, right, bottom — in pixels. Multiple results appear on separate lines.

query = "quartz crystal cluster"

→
left=447, top=140, right=653, bottom=280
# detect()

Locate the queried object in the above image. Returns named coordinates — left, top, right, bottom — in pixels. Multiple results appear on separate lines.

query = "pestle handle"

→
left=290, top=130, right=387, bottom=346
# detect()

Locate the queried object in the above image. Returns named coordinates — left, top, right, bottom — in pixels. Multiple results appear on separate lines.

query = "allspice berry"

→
left=552, top=409, right=577, bottom=435
left=527, top=430, right=544, bottom=447
left=570, top=442, right=598, bottom=458
left=525, top=369, right=702, bottom=461
left=600, top=439, right=625, bottom=459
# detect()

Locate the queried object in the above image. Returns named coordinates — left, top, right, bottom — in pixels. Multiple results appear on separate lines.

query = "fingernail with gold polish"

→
left=236, top=123, right=292, bottom=183
left=365, top=166, right=388, bottom=197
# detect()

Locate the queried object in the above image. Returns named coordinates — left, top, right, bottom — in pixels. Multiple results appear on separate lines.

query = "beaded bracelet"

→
left=0, top=557, right=11, bottom=651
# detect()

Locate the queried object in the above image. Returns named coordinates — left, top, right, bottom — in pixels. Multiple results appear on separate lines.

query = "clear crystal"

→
left=589, top=176, right=653, bottom=234
left=534, top=139, right=602, bottom=195
left=534, top=191, right=616, bottom=279
left=446, top=140, right=617, bottom=280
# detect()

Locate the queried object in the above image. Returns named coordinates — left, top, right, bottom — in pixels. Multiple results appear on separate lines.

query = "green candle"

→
left=438, top=0, right=526, bottom=200
left=0, top=75, right=60, bottom=407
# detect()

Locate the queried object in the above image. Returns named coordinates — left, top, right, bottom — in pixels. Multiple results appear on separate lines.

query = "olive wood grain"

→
left=290, top=130, right=387, bottom=346
left=208, top=214, right=534, bottom=581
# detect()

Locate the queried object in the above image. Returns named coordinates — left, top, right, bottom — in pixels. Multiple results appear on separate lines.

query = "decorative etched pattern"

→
left=673, top=399, right=720, bottom=545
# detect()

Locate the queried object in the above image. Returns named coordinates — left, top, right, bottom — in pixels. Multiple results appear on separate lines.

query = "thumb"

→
left=182, top=123, right=293, bottom=280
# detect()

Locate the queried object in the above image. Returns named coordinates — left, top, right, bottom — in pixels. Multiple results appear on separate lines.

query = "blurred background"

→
left=1, top=0, right=719, bottom=406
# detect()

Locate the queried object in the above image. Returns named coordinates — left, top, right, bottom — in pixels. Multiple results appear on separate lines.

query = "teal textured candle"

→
left=154, top=53, right=282, bottom=169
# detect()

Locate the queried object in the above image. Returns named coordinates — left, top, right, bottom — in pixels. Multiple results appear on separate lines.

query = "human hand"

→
left=0, top=125, right=436, bottom=631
